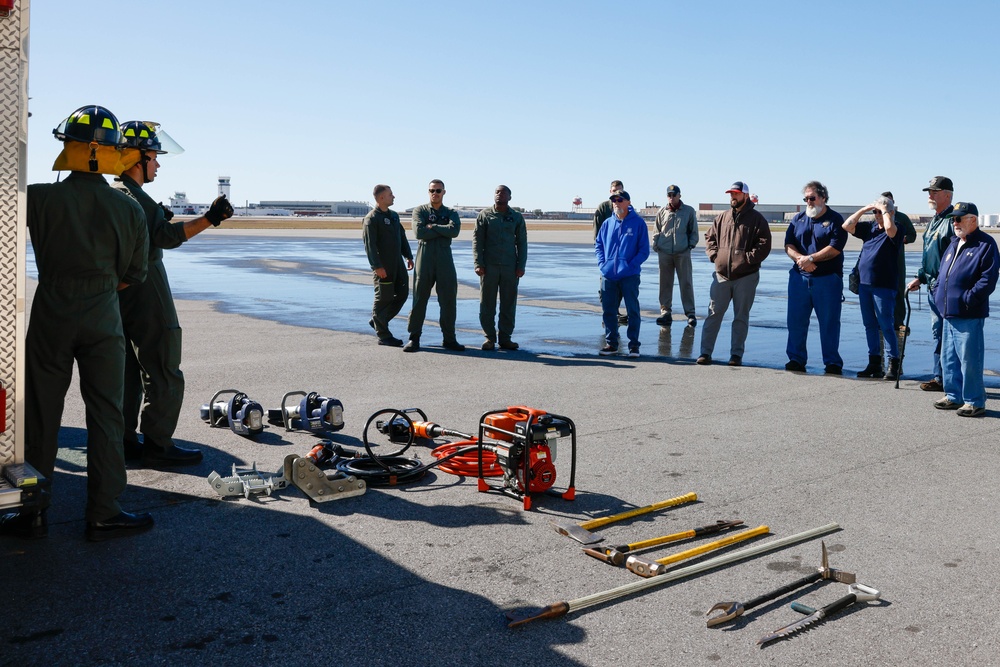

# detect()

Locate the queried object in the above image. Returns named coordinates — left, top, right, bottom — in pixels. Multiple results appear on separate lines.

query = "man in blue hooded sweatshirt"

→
left=595, top=190, right=649, bottom=356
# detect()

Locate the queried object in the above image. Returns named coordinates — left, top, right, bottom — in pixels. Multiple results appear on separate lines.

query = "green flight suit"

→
left=115, top=175, right=188, bottom=451
left=473, top=206, right=527, bottom=344
left=362, top=207, right=413, bottom=339
left=26, top=172, right=147, bottom=521
left=407, top=204, right=461, bottom=343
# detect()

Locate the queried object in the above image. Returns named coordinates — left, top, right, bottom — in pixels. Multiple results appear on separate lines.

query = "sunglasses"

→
left=803, top=196, right=818, bottom=203
left=428, top=188, right=443, bottom=194
left=610, top=197, right=625, bottom=203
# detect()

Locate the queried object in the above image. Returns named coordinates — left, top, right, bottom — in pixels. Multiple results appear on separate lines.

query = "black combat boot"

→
left=856, top=355, right=883, bottom=378
left=883, top=357, right=901, bottom=381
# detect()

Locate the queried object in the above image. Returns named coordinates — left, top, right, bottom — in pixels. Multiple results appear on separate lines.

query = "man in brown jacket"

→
left=697, top=181, right=772, bottom=366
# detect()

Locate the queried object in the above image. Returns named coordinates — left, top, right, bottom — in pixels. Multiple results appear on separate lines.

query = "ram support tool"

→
left=207, top=462, right=288, bottom=499
left=283, top=453, right=366, bottom=503
left=506, top=522, right=841, bottom=628
left=584, top=519, right=744, bottom=566
left=706, top=540, right=856, bottom=627
left=757, top=583, right=880, bottom=646
left=625, top=524, right=770, bottom=577
left=551, top=491, right=698, bottom=545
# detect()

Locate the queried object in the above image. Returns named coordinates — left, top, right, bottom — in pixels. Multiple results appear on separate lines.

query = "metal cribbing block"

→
left=283, top=454, right=366, bottom=503
left=207, top=463, right=288, bottom=499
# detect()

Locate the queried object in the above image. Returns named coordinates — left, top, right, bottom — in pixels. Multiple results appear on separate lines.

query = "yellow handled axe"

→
left=550, top=491, right=697, bottom=544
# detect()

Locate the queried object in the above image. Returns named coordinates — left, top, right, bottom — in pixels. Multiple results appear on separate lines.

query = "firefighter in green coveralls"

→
left=474, top=185, right=527, bottom=351
left=116, top=121, right=233, bottom=467
left=0, top=106, right=152, bottom=541
left=404, top=179, right=466, bottom=352
left=363, top=184, right=413, bottom=346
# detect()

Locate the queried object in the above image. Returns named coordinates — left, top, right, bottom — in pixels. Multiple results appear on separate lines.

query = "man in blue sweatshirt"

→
left=595, top=191, right=649, bottom=356
left=931, top=202, right=999, bottom=417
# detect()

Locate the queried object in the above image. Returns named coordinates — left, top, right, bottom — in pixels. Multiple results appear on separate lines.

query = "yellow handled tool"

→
left=626, top=525, right=771, bottom=577
left=583, top=519, right=744, bottom=566
left=550, top=491, right=698, bottom=544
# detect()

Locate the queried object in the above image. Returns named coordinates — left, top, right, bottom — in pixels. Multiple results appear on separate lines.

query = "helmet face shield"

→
left=121, top=120, right=185, bottom=155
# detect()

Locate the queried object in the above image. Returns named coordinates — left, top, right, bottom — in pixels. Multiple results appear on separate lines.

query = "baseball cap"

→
left=725, top=181, right=750, bottom=194
left=945, top=202, right=978, bottom=218
left=666, top=185, right=681, bottom=196
left=922, top=176, right=954, bottom=192
left=611, top=190, right=631, bottom=201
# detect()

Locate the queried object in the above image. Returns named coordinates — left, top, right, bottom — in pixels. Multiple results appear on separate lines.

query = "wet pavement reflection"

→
left=28, top=235, right=1000, bottom=381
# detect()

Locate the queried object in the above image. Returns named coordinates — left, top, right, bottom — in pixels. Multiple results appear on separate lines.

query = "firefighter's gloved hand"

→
left=206, top=195, right=234, bottom=226
left=158, top=202, right=174, bottom=221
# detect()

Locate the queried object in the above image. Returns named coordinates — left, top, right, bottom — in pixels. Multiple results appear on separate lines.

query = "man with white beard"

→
left=931, top=203, right=999, bottom=417
left=783, top=181, right=847, bottom=374
left=906, top=176, right=956, bottom=392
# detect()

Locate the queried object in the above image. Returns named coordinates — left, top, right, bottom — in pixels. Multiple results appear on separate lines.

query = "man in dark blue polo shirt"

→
left=783, top=181, right=847, bottom=374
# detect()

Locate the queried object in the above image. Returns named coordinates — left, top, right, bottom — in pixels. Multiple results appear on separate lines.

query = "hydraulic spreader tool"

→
left=267, top=390, right=344, bottom=435
left=200, top=389, right=265, bottom=437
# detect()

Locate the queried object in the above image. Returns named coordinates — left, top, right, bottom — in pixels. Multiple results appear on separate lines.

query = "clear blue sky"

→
left=25, top=0, right=1000, bottom=217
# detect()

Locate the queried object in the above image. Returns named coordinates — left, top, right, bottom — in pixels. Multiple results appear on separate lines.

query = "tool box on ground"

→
left=266, top=390, right=344, bottom=435
left=476, top=406, right=576, bottom=510
left=0, top=462, right=47, bottom=512
left=200, top=389, right=265, bottom=437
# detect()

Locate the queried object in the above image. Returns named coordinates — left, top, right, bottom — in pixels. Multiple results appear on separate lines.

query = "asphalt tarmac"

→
left=4, top=230, right=999, bottom=666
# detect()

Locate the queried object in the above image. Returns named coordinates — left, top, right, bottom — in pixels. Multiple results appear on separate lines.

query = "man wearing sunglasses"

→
left=782, top=181, right=846, bottom=374
left=653, top=184, right=699, bottom=328
left=594, top=180, right=629, bottom=325
left=697, top=181, right=772, bottom=366
left=405, top=179, right=465, bottom=352
left=595, top=191, right=649, bottom=356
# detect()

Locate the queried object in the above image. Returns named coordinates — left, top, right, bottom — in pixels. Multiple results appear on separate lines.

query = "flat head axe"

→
left=550, top=491, right=697, bottom=544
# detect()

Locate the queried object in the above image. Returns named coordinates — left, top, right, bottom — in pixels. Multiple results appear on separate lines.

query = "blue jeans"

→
left=786, top=271, right=843, bottom=367
left=928, top=283, right=944, bottom=381
left=601, top=274, right=641, bottom=350
left=942, top=317, right=986, bottom=408
left=859, top=285, right=898, bottom=359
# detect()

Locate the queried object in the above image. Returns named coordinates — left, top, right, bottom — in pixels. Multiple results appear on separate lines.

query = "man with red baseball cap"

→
left=697, top=181, right=772, bottom=366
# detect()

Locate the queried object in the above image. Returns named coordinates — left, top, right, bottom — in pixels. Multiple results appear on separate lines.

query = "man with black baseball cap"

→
left=906, top=176, right=956, bottom=391
left=653, top=184, right=699, bottom=327
left=697, top=181, right=772, bottom=366
left=932, top=202, right=999, bottom=417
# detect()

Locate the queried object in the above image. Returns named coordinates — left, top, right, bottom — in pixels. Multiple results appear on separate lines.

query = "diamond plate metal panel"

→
left=0, top=2, right=27, bottom=464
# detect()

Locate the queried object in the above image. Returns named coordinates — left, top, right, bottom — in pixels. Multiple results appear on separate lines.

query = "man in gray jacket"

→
left=653, top=184, right=699, bottom=327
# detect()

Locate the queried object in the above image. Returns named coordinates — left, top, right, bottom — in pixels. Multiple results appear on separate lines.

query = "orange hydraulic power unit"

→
left=476, top=406, right=576, bottom=510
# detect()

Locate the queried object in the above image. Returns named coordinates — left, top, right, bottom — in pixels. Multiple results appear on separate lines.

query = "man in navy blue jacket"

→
left=595, top=191, right=649, bottom=357
left=932, top=202, right=999, bottom=417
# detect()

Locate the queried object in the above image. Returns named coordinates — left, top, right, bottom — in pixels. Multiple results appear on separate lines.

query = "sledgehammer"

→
left=550, top=492, right=697, bottom=544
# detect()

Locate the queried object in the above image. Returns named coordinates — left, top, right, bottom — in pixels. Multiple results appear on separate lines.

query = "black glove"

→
left=158, top=202, right=174, bottom=221
left=205, top=195, right=234, bottom=226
